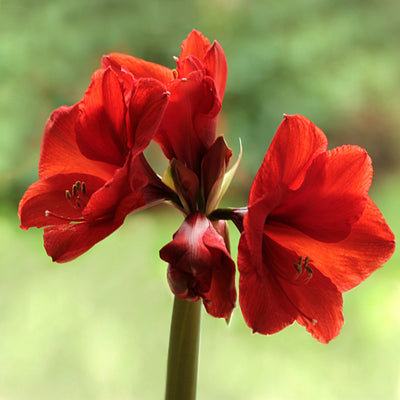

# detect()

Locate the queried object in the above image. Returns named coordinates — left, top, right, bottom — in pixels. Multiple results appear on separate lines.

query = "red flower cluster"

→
left=19, top=31, right=395, bottom=342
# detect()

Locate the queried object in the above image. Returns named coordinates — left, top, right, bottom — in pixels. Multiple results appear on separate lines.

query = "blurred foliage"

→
left=1, top=0, right=400, bottom=205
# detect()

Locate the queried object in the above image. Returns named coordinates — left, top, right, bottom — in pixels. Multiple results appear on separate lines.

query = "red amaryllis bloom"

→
left=160, top=212, right=236, bottom=319
left=238, top=114, right=395, bottom=343
left=19, top=67, right=169, bottom=262
left=103, top=30, right=227, bottom=174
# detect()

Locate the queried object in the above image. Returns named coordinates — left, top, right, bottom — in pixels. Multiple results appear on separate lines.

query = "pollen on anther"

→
left=81, top=182, right=86, bottom=194
left=294, top=256, right=303, bottom=274
left=45, top=210, right=51, bottom=217
left=305, top=265, right=313, bottom=278
left=65, top=190, right=71, bottom=200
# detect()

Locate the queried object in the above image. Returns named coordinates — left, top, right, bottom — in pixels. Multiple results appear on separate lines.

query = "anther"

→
left=294, top=256, right=303, bottom=274
left=293, top=256, right=313, bottom=281
left=66, top=181, right=89, bottom=210
left=305, top=265, right=313, bottom=278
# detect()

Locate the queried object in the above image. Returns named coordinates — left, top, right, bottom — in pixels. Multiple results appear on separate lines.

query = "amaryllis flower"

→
left=237, top=114, right=395, bottom=343
left=19, top=67, right=169, bottom=262
left=158, top=136, right=238, bottom=319
left=160, top=212, right=236, bottom=319
left=103, top=30, right=227, bottom=174
left=101, top=32, right=236, bottom=315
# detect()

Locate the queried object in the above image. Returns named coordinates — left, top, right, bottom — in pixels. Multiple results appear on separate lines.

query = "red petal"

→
left=135, top=153, right=176, bottom=205
left=43, top=219, right=122, bottom=263
left=169, top=159, right=200, bottom=212
left=250, top=114, right=328, bottom=204
left=102, top=53, right=174, bottom=83
left=177, top=31, right=227, bottom=101
left=278, top=264, right=343, bottom=343
left=177, top=56, right=204, bottom=77
left=203, top=41, right=228, bottom=101
left=238, top=233, right=297, bottom=334
left=160, top=213, right=236, bottom=319
left=266, top=196, right=395, bottom=292
left=127, top=78, right=169, bottom=151
left=238, top=233, right=344, bottom=343
left=83, top=154, right=147, bottom=223
left=18, top=173, right=106, bottom=229
left=155, top=75, right=220, bottom=173
left=202, top=221, right=236, bottom=319
left=242, top=184, right=287, bottom=281
left=271, top=145, right=372, bottom=242
left=201, top=136, right=232, bottom=209
left=39, top=105, right=115, bottom=180
left=179, top=30, right=210, bottom=62
left=76, top=68, right=129, bottom=166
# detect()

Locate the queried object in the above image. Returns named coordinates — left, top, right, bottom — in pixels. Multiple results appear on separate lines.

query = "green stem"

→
left=165, top=296, right=201, bottom=400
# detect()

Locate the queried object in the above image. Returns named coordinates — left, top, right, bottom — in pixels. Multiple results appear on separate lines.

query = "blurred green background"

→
left=1, top=0, right=399, bottom=399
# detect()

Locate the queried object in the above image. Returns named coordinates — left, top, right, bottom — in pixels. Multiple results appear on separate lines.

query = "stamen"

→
left=305, top=265, right=313, bottom=278
left=45, top=180, right=90, bottom=223
left=66, top=181, right=89, bottom=210
left=294, top=256, right=303, bottom=274
left=293, top=256, right=313, bottom=282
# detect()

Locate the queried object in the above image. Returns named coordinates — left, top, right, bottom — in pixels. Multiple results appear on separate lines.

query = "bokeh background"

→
left=1, top=0, right=399, bottom=399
